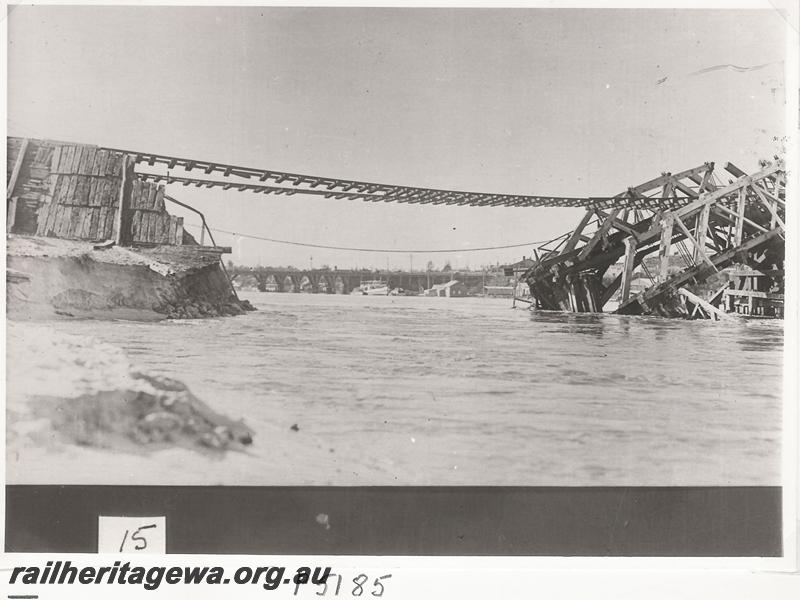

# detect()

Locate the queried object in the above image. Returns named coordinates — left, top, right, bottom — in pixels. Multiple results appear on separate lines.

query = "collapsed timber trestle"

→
left=521, top=161, right=786, bottom=318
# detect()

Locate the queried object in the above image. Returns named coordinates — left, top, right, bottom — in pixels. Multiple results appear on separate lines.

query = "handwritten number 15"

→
left=119, top=523, right=157, bottom=552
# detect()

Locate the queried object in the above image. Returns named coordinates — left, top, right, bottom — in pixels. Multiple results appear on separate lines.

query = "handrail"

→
left=163, top=194, right=241, bottom=302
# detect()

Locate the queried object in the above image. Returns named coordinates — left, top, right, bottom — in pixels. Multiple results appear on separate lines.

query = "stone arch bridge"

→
left=228, top=268, right=489, bottom=295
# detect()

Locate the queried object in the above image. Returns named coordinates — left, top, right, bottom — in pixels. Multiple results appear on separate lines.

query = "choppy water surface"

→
left=21, top=292, right=784, bottom=485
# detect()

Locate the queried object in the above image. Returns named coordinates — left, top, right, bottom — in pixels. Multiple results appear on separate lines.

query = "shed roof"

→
left=431, top=280, right=462, bottom=290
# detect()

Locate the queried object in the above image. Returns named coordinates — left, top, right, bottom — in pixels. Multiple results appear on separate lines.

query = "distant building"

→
left=424, top=280, right=467, bottom=297
left=484, top=285, right=514, bottom=297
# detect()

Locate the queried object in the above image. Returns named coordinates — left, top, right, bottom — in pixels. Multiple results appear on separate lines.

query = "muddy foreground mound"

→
left=6, top=323, right=254, bottom=454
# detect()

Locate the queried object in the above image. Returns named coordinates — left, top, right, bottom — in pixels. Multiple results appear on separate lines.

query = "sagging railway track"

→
left=8, top=137, right=786, bottom=318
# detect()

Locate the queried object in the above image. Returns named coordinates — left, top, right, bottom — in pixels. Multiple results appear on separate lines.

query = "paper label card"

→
left=98, top=516, right=166, bottom=553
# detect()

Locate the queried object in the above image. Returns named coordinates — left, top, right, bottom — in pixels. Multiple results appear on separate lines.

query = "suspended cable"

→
left=183, top=222, right=548, bottom=253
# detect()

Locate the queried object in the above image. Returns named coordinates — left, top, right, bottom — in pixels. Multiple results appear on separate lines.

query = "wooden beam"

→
left=717, top=198, right=768, bottom=239
left=662, top=179, right=674, bottom=200
left=658, top=214, right=674, bottom=283
left=694, top=204, right=710, bottom=263
left=677, top=288, right=736, bottom=321
left=594, top=209, right=639, bottom=235
left=115, top=154, right=132, bottom=245
left=751, top=181, right=785, bottom=206
left=750, top=184, right=785, bottom=230
left=620, top=236, right=637, bottom=303
left=577, top=208, right=621, bottom=261
left=7, top=196, right=18, bottom=233
left=563, top=209, right=595, bottom=253
left=673, top=214, right=716, bottom=271
left=673, top=179, right=699, bottom=198
left=7, top=138, right=30, bottom=201
left=725, top=162, right=748, bottom=178
left=688, top=163, right=716, bottom=192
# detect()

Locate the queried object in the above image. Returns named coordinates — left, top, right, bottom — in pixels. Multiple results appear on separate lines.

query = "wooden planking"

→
left=158, top=214, right=170, bottom=243
left=75, top=207, right=87, bottom=239
left=127, top=180, right=160, bottom=211
left=98, top=150, right=110, bottom=177
left=54, top=206, right=69, bottom=238
left=41, top=203, right=58, bottom=236
left=145, top=183, right=156, bottom=211
left=168, top=216, right=178, bottom=244
left=46, top=205, right=60, bottom=237
left=57, top=175, right=70, bottom=204
left=129, top=210, right=140, bottom=241
left=66, top=175, right=79, bottom=204
left=90, top=148, right=102, bottom=176
left=106, top=179, right=117, bottom=206
left=97, top=206, right=109, bottom=239
left=154, top=185, right=165, bottom=211
left=9, top=141, right=200, bottom=247
left=46, top=201, right=60, bottom=235
left=59, top=206, right=72, bottom=238
left=70, top=145, right=82, bottom=174
left=98, top=178, right=110, bottom=206
left=111, top=153, right=122, bottom=176
left=33, top=203, right=46, bottom=236
left=58, top=145, right=71, bottom=173
left=88, top=207, right=100, bottom=240
left=74, top=176, right=87, bottom=206
left=50, top=145, right=62, bottom=174
left=141, top=211, right=151, bottom=242
left=77, top=146, right=89, bottom=175
left=57, top=206, right=71, bottom=238
left=144, top=212, right=153, bottom=242
left=83, top=147, right=97, bottom=176
left=130, top=178, right=142, bottom=209
left=84, top=207, right=96, bottom=239
left=139, top=210, right=150, bottom=241
left=68, top=205, right=82, bottom=238
left=152, top=213, right=161, bottom=242
left=92, top=178, right=103, bottom=206
left=149, top=212, right=160, bottom=241
left=105, top=206, right=117, bottom=239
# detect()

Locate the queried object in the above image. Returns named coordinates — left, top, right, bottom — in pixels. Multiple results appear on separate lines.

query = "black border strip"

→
left=5, top=485, right=782, bottom=556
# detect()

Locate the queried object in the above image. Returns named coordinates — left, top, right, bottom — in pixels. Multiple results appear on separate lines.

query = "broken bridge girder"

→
left=522, top=160, right=785, bottom=318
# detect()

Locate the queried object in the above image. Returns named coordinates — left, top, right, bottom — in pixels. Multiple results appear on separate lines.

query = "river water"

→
left=7, top=292, right=784, bottom=486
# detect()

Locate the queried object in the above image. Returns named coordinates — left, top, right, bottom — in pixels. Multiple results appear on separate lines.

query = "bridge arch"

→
left=281, top=275, right=296, bottom=293
left=260, top=274, right=280, bottom=292
left=298, top=275, right=313, bottom=293
left=333, top=275, right=347, bottom=294
left=316, top=274, right=333, bottom=294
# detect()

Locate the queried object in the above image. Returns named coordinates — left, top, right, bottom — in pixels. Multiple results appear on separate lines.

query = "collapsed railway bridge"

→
left=7, top=136, right=786, bottom=318
left=519, top=161, right=786, bottom=318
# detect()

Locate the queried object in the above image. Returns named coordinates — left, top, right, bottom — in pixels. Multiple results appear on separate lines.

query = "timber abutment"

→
left=6, top=136, right=253, bottom=320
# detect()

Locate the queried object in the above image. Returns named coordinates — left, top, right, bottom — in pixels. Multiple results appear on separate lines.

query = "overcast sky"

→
left=7, top=6, right=788, bottom=269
